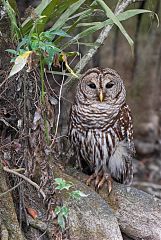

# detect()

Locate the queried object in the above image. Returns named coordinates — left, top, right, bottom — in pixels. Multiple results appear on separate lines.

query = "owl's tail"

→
left=108, top=141, right=133, bottom=185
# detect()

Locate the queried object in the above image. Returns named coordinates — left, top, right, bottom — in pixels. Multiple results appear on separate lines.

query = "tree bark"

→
left=0, top=160, right=25, bottom=240
left=0, top=4, right=25, bottom=239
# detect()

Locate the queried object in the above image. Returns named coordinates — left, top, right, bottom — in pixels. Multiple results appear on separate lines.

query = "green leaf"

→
left=22, top=0, right=57, bottom=35
left=3, top=0, right=21, bottom=39
left=76, top=22, right=101, bottom=27
left=55, top=206, right=69, bottom=230
left=61, top=206, right=69, bottom=218
left=55, top=206, right=61, bottom=215
left=10, top=57, right=17, bottom=63
left=96, top=0, right=133, bottom=49
left=21, top=0, right=78, bottom=35
left=5, top=49, right=17, bottom=55
left=8, top=56, right=27, bottom=78
left=55, top=206, right=69, bottom=218
left=8, top=51, right=32, bottom=78
left=58, top=214, right=65, bottom=230
left=55, top=178, right=73, bottom=191
left=49, top=8, right=93, bottom=46
left=35, top=0, right=55, bottom=15
left=65, top=21, right=110, bottom=46
left=55, top=184, right=73, bottom=191
left=116, top=9, right=152, bottom=21
left=70, top=190, right=89, bottom=200
left=55, top=178, right=66, bottom=184
left=44, top=45, right=61, bottom=68
left=40, top=29, right=70, bottom=43
left=64, top=51, right=80, bottom=57
left=50, top=29, right=71, bottom=38
left=51, top=0, right=86, bottom=31
left=73, top=42, right=100, bottom=47
left=66, top=9, right=154, bottom=47
left=30, top=40, right=39, bottom=50
left=8, top=0, right=20, bottom=17
left=17, top=36, right=30, bottom=51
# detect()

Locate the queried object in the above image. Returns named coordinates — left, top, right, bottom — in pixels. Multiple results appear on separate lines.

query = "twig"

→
left=50, top=69, right=65, bottom=148
left=0, top=118, right=18, bottom=132
left=0, top=134, right=29, bottom=150
left=44, top=69, right=72, bottom=104
left=11, top=168, right=25, bottom=172
left=0, top=180, right=24, bottom=197
left=3, top=167, right=46, bottom=199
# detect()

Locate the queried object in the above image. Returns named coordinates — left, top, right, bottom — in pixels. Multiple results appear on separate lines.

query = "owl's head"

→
left=76, top=67, right=126, bottom=105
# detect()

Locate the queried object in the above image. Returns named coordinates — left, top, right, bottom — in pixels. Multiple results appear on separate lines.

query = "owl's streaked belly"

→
left=70, top=126, right=119, bottom=171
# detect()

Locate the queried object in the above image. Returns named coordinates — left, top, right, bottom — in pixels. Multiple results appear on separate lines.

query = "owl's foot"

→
left=86, top=172, right=112, bottom=193
left=97, top=174, right=112, bottom=193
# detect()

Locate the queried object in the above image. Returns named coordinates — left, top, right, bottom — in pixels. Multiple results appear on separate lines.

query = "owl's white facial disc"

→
left=76, top=67, right=126, bottom=107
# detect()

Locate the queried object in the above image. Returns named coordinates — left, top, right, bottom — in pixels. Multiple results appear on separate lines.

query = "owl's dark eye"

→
left=106, top=82, right=114, bottom=89
left=88, top=83, right=96, bottom=89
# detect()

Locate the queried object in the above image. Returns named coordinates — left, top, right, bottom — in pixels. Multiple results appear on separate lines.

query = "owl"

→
left=69, top=67, right=134, bottom=192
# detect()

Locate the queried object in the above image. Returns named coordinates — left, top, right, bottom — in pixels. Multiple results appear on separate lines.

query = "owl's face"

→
left=77, top=68, right=126, bottom=106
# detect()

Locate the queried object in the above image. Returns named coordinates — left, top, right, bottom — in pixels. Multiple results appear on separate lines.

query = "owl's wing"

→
left=121, top=104, right=134, bottom=184
left=110, top=104, right=134, bottom=185
left=119, top=104, right=135, bottom=152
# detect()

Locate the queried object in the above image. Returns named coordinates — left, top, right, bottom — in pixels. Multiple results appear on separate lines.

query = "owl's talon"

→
left=107, top=178, right=112, bottom=194
left=97, top=175, right=106, bottom=189
left=86, top=172, right=113, bottom=193
left=86, top=173, right=96, bottom=186
left=97, top=175, right=113, bottom=193
left=95, top=174, right=102, bottom=188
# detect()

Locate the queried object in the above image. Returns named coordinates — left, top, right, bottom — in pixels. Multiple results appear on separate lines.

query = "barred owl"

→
left=69, top=67, right=134, bottom=192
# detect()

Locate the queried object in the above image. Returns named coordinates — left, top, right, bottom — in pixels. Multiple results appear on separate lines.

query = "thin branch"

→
left=0, top=134, right=29, bottom=150
left=44, top=69, right=72, bottom=104
left=50, top=69, right=65, bottom=148
left=0, top=180, right=24, bottom=197
left=0, top=118, right=18, bottom=132
left=3, top=167, right=46, bottom=199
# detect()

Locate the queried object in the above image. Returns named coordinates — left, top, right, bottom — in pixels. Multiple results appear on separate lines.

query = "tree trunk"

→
left=0, top=159, right=25, bottom=240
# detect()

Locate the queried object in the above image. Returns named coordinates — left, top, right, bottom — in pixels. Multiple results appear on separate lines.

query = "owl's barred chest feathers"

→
left=69, top=67, right=134, bottom=185
left=70, top=103, right=132, bottom=165
left=71, top=101, right=121, bottom=129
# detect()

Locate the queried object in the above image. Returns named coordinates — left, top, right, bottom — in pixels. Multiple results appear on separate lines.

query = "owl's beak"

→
left=99, top=90, right=104, bottom=102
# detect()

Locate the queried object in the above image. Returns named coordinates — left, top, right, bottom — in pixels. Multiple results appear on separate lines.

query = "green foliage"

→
left=4, top=0, right=155, bottom=78
left=96, top=0, right=133, bottom=48
left=2, top=0, right=21, bottom=40
left=55, top=178, right=73, bottom=190
left=54, top=178, right=88, bottom=230
left=21, top=0, right=80, bottom=35
left=55, top=206, right=69, bottom=230
left=6, top=28, right=71, bottom=78
left=50, top=0, right=86, bottom=31
left=67, top=9, right=154, bottom=47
